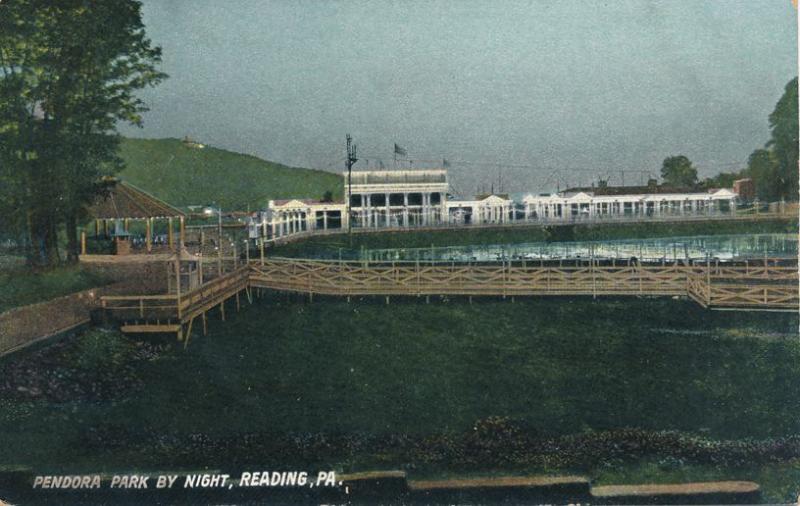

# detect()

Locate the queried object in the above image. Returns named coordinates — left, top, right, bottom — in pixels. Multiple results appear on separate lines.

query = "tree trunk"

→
left=24, top=210, right=37, bottom=266
left=65, top=212, right=79, bottom=263
left=29, top=211, right=61, bottom=267
left=49, top=218, right=61, bottom=265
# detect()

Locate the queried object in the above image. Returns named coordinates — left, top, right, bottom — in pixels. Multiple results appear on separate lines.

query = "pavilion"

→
left=84, top=177, right=186, bottom=255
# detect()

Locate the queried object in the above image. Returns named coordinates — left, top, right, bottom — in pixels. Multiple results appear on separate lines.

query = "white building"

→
left=345, top=169, right=449, bottom=228
left=521, top=188, right=738, bottom=221
left=253, top=168, right=741, bottom=240
left=446, top=194, right=515, bottom=225
left=251, top=199, right=346, bottom=240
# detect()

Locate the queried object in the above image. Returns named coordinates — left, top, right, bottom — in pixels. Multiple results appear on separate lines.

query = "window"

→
left=350, top=194, right=362, bottom=207
left=371, top=194, right=386, bottom=207
left=408, top=193, right=422, bottom=205
left=430, top=193, right=441, bottom=205
left=389, top=193, right=405, bottom=206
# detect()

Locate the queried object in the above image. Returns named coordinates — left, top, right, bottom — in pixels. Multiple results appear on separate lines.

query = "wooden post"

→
left=145, top=218, right=152, bottom=252
left=233, top=242, right=238, bottom=269
left=245, top=240, right=250, bottom=263
left=184, top=317, right=194, bottom=349
left=218, top=238, right=223, bottom=276
left=103, top=219, right=109, bottom=238
left=202, top=311, right=207, bottom=335
left=638, top=259, right=643, bottom=294
left=94, top=219, right=100, bottom=237
left=220, top=301, right=225, bottom=321
left=260, top=238, right=265, bottom=265
left=179, top=216, right=185, bottom=249
left=591, top=246, right=596, bottom=299
left=80, top=230, right=87, bottom=255
left=168, top=217, right=174, bottom=251
left=175, top=256, right=182, bottom=320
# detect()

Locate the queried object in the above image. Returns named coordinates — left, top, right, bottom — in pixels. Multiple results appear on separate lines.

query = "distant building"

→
left=521, top=186, right=738, bottom=219
left=253, top=168, right=742, bottom=240
left=251, top=199, right=346, bottom=239
left=345, top=169, right=448, bottom=228
left=182, top=136, right=205, bottom=149
left=446, top=194, right=514, bottom=225
left=733, top=178, right=755, bottom=202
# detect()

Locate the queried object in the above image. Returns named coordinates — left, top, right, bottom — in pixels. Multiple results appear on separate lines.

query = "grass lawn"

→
left=0, top=296, right=797, bottom=500
left=270, top=218, right=797, bottom=256
left=0, top=264, right=111, bottom=313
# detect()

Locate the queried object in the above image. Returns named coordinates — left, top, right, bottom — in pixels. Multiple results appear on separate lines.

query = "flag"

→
left=394, top=143, right=407, bottom=157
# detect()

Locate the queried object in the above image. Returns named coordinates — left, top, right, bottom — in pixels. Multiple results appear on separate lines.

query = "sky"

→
left=119, top=0, right=798, bottom=195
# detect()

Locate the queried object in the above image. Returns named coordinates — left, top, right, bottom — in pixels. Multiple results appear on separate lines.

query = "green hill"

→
left=116, top=138, right=342, bottom=210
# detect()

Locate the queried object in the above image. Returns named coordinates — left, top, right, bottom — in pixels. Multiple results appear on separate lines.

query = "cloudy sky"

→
left=120, top=0, right=797, bottom=194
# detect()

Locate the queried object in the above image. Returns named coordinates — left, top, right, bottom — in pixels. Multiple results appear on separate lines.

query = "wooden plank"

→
left=121, top=324, right=181, bottom=333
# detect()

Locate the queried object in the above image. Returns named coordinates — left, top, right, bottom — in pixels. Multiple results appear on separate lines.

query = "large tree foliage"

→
left=660, top=155, right=698, bottom=187
left=751, top=77, right=798, bottom=201
left=0, top=0, right=165, bottom=265
left=767, top=77, right=798, bottom=200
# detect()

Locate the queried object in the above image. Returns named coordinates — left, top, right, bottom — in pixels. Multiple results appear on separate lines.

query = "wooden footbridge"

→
left=250, top=257, right=798, bottom=308
left=101, top=256, right=798, bottom=341
left=101, top=266, right=251, bottom=345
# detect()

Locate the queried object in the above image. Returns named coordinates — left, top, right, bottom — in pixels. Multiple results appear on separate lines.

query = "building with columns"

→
left=345, top=169, right=449, bottom=228
left=521, top=187, right=738, bottom=221
left=253, top=169, right=742, bottom=240
left=251, top=199, right=346, bottom=240
left=446, top=194, right=515, bottom=225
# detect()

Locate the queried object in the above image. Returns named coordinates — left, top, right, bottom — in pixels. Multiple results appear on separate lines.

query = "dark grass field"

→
left=0, top=263, right=111, bottom=313
left=1, top=295, right=798, bottom=499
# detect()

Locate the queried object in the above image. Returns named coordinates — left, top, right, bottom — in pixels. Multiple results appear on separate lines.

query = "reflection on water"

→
left=349, top=234, right=797, bottom=263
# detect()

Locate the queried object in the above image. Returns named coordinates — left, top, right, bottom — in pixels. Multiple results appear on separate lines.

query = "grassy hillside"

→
left=117, top=138, right=342, bottom=210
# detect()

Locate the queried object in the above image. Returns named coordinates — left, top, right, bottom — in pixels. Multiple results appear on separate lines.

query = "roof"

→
left=88, top=178, right=185, bottom=219
left=270, top=198, right=344, bottom=208
left=346, top=169, right=447, bottom=186
left=563, top=185, right=702, bottom=196
left=271, top=199, right=320, bottom=207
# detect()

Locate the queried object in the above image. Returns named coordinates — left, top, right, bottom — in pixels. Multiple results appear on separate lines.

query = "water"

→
left=344, top=234, right=797, bottom=263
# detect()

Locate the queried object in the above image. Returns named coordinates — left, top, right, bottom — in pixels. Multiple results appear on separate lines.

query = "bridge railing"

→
left=260, top=205, right=796, bottom=247
left=100, top=294, right=180, bottom=322
left=178, top=266, right=250, bottom=318
left=249, top=257, right=798, bottom=309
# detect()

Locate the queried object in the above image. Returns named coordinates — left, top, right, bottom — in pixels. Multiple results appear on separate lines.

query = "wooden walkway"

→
left=249, top=257, right=798, bottom=310
left=102, top=257, right=797, bottom=341
left=101, top=266, right=251, bottom=345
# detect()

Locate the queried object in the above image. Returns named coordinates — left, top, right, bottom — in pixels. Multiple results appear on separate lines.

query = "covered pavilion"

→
left=83, top=177, right=186, bottom=255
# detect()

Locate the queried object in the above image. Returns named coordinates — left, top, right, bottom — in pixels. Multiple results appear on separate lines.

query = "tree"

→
left=660, top=155, right=698, bottom=187
left=742, top=78, right=798, bottom=202
left=0, top=0, right=166, bottom=265
left=764, top=77, right=798, bottom=200
left=701, top=171, right=742, bottom=190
